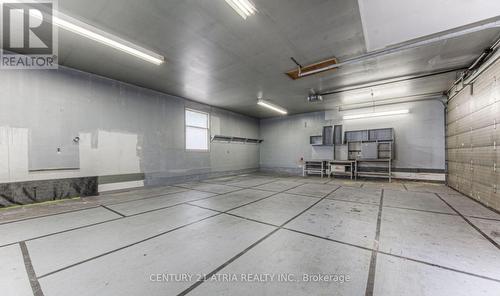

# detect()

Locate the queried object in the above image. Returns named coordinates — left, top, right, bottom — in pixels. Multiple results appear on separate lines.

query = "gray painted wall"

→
left=0, top=64, right=446, bottom=186
left=259, top=100, right=446, bottom=175
left=0, top=66, right=259, bottom=186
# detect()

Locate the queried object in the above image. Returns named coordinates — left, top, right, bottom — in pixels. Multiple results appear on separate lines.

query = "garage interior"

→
left=1, top=1, right=500, bottom=295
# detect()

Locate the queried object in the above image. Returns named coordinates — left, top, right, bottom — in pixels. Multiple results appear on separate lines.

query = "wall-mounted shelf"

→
left=309, top=125, right=338, bottom=146
left=345, top=128, right=394, bottom=160
left=310, top=135, right=323, bottom=145
left=211, top=135, right=263, bottom=144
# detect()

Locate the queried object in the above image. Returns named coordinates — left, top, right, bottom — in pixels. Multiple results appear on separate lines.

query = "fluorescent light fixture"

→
left=343, top=109, right=409, bottom=120
left=18, top=1, right=165, bottom=66
left=224, top=0, right=257, bottom=19
left=257, top=99, right=287, bottom=115
left=53, top=16, right=165, bottom=65
left=4, top=0, right=165, bottom=65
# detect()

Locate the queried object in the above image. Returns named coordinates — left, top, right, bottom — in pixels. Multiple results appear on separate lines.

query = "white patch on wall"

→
left=0, top=127, right=10, bottom=181
left=79, top=130, right=141, bottom=176
left=0, top=127, right=30, bottom=182
left=0, top=127, right=141, bottom=183
left=358, top=0, right=500, bottom=51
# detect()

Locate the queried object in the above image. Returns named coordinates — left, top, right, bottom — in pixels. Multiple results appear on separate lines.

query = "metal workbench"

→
left=355, top=159, right=392, bottom=182
left=303, top=160, right=328, bottom=178
left=327, top=160, right=356, bottom=180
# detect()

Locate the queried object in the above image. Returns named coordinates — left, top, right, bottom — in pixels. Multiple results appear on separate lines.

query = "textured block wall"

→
left=447, top=58, right=500, bottom=211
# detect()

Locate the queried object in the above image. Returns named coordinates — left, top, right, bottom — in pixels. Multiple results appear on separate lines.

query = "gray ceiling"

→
left=56, top=0, right=500, bottom=118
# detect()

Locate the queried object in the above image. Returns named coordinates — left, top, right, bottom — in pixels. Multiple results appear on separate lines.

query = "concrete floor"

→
left=1, top=174, right=500, bottom=296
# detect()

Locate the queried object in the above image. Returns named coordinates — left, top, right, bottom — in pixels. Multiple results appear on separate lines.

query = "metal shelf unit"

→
left=211, top=135, right=263, bottom=144
left=345, top=128, right=394, bottom=160
left=303, top=160, right=327, bottom=178
left=327, top=160, right=356, bottom=179
left=355, top=159, right=392, bottom=182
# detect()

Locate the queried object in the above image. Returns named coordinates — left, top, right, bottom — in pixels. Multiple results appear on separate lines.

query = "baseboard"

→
left=259, top=166, right=445, bottom=182
left=98, top=180, right=145, bottom=193
left=391, top=172, right=445, bottom=182
left=145, top=168, right=259, bottom=186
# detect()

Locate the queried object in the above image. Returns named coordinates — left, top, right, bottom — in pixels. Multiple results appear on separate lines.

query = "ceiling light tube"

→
left=53, top=15, right=165, bottom=65
left=5, top=1, right=163, bottom=65
left=257, top=99, right=287, bottom=115
left=343, top=109, right=409, bottom=120
left=224, top=0, right=257, bottom=19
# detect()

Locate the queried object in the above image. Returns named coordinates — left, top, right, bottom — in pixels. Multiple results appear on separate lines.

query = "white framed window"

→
left=185, top=108, right=209, bottom=151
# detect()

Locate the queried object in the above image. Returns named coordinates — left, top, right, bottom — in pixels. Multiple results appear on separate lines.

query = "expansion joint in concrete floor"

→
left=20, top=241, right=44, bottom=296
left=435, top=193, right=500, bottom=250
left=177, top=186, right=341, bottom=295
left=364, top=189, right=384, bottom=296
left=36, top=180, right=305, bottom=280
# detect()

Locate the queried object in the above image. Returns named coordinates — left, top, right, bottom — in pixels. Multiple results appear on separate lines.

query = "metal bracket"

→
left=290, top=57, right=303, bottom=76
left=470, top=127, right=473, bottom=148
left=470, top=83, right=474, bottom=95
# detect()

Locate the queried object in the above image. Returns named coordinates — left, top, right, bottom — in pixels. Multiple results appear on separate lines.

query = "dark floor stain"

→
left=491, top=231, right=500, bottom=238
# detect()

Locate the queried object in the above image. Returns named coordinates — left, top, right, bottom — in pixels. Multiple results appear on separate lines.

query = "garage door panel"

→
left=471, top=126, right=495, bottom=147
left=471, top=147, right=495, bottom=166
left=470, top=103, right=499, bottom=130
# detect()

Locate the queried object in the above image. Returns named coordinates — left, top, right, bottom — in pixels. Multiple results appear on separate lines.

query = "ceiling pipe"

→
left=318, top=68, right=463, bottom=97
left=297, top=17, right=500, bottom=77
left=338, top=92, right=446, bottom=111
left=447, top=37, right=500, bottom=100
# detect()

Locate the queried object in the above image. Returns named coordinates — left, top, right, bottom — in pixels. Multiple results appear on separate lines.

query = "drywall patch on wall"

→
left=0, top=126, right=30, bottom=183
left=0, top=127, right=9, bottom=181
left=79, top=130, right=142, bottom=176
